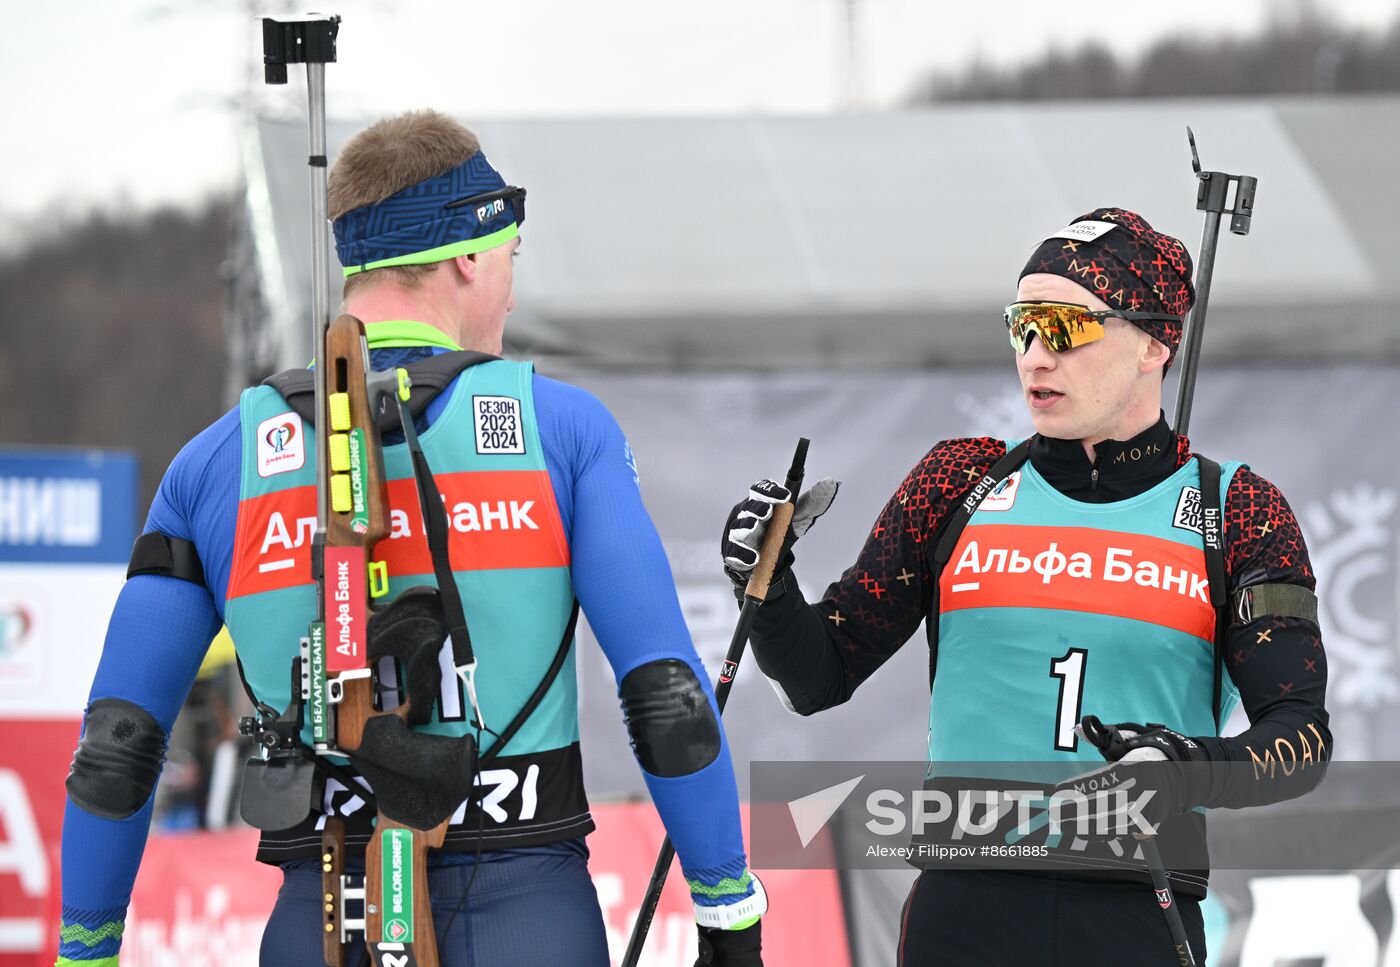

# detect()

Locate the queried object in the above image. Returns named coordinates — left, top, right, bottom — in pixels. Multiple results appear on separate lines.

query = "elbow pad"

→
left=66, top=698, right=168, bottom=820
left=620, top=660, right=721, bottom=778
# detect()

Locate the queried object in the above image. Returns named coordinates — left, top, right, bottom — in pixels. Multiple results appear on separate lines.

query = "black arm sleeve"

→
left=745, top=571, right=850, bottom=715
left=1195, top=468, right=1332, bottom=808
left=745, top=439, right=1006, bottom=714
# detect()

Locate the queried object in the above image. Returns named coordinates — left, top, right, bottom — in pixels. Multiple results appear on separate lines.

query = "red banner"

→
left=591, top=802, right=850, bottom=967
left=17, top=801, right=847, bottom=966
left=0, top=719, right=76, bottom=967
left=122, top=830, right=280, bottom=967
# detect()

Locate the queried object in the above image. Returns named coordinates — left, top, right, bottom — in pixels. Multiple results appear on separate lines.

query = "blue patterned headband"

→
left=332, top=151, right=525, bottom=276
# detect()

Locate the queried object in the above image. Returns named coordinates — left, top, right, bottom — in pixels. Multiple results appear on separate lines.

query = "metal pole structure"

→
left=1173, top=208, right=1222, bottom=438
left=261, top=14, right=340, bottom=582
left=306, top=58, right=331, bottom=537
left=621, top=438, right=810, bottom=967
left=1171, top=127, right=1258, bottom=437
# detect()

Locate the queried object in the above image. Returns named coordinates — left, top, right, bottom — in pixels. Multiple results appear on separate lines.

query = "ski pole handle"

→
left=744, top=502, right=794, bottom=601
left=743, top=437, right=809, bottom=602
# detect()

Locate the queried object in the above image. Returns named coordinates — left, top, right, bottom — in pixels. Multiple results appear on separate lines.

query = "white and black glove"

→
left=1051, top=716, right=1211, bottom=836
left=693, top=873, right=767, bottom=966
left=720, top=478, right=839, bottom=598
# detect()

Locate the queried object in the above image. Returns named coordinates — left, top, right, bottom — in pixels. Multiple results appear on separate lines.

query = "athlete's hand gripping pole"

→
left=621, top=438, right=810, bottom=967
left=1172, top=127, right=1258, bottom=437
left=1078, top=716, right=1199, bottom=967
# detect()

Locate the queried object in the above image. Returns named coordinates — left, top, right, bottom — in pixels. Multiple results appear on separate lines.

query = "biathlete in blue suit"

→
left=57, top=109, right=764, bottom=967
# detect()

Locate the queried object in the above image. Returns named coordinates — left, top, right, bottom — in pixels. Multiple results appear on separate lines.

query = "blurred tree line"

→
left=916, top=5, right=1400, bottom=101
left=0, top=201, right=232, bottom=506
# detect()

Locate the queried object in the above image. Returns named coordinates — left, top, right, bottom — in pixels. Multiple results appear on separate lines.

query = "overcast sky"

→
left=1, top=0, right=1396, bottom=244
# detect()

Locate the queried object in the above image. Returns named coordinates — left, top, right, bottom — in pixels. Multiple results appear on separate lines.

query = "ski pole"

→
left=1172, top=126, right=1258, bottom=437
left=1137, top=836, right=1199, bottom=967
left=1079, top=719, right=1198, bottom=967
left=620, top=437, right=810, bottom=967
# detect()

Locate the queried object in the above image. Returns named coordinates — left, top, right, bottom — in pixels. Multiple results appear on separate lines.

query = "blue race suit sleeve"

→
left=533, top=376, right=754, bottom=905
left=56, top=411, right=235, bottom=963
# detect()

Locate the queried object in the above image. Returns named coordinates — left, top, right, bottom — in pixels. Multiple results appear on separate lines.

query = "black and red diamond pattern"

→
left=810, top=433, right=1316, bottom=698
left=816, top=438, right=1006, bottom=691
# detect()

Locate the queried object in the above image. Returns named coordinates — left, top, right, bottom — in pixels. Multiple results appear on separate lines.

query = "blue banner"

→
left=0, top=449, right=138, bottom=564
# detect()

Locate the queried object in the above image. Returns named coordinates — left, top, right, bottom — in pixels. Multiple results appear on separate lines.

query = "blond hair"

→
left=329, top=109, right=481, bottom=294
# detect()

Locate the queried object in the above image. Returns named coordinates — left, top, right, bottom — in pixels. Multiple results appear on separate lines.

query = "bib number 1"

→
left=1049, top=647, right=1088, bottom=751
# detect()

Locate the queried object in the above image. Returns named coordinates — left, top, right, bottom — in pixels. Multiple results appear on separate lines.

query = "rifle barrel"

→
left=307, top=61, right=332, bottom=537
left=1172, top=208, right=1223, bottom=438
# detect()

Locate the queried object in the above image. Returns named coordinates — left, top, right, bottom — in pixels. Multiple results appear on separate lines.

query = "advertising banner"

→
left=0, top=449, right=136, bottom=966
left=566, top=365, right=1399, bottom=785
left=589, top=802, right=848, bottom=967
left=118, top=829, right=280, bottom=967
left=39, top=803, right=847, bottom=966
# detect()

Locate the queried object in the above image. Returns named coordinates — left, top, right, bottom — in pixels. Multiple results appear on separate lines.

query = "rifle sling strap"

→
left=394, top=391, right=477, bottom=676
left=370, top=357, right=580, bottom=758
left=1195, top=455, right=1230, bottom=732
left=481, top=601, right=580, bottom=768
left=932, top=441, right=1034, bottom=567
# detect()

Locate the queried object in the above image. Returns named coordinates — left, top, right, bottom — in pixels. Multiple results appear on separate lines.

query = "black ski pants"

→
left=898, top=869, right=1207, bottom=966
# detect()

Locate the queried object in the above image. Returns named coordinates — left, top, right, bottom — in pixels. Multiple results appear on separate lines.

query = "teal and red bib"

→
left=931, top=454, right=1242, bottom=763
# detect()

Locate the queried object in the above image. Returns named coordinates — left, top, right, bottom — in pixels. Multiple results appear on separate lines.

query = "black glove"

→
left=721, top=478, right=839, bottom=599
left=1051, top=716, right=1211, bottom=837
left=695, top=921, right=762, bottom=967
left=1079, top=716, right=1208, bottom=767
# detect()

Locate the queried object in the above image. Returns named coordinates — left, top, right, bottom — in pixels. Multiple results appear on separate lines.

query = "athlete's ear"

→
left=1140, top=334, right=1170, bottom=377
left=451, top=252, right=479, bottom=284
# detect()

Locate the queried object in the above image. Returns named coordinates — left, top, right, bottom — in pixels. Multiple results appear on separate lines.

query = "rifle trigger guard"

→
left=327, top=669, right=371, bottom=704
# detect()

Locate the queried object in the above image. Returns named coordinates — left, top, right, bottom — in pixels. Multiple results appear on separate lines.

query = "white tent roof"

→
left=242, top=96, right=1400, bottom=370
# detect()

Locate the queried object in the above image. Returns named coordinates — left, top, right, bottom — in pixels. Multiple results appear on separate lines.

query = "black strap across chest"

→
left=1195, top=455, right=1229, bottom=731
left=931, top=441, right=1034, bottom=568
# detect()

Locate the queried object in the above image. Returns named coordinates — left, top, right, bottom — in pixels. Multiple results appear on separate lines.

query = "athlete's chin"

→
left=1027, top=408, right=1080, bottom=440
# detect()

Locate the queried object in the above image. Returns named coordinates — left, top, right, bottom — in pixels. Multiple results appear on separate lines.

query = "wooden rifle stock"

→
left=320, top=313, right=446, bottom=967
left=322, top=314, right=388, bottom=755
